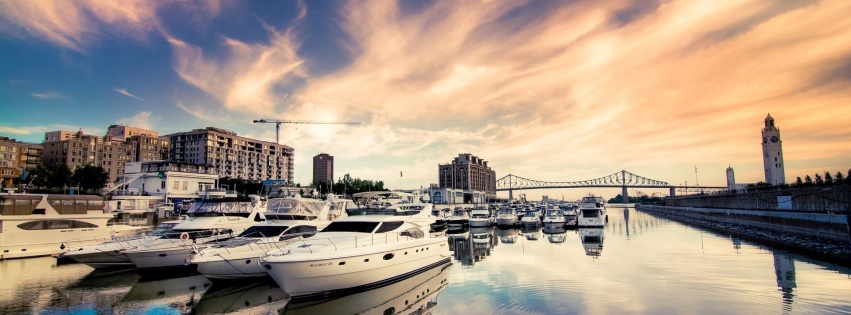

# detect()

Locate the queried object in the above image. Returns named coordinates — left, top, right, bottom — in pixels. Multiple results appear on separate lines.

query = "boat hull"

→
left=263, top=238, right=450, bottom=297
left=194, top=248, right=272, bottom=279
left=125, top=244, right=197, bottom=269
left=495, top=217, right=517, bottom=226
left=468, top=219, right=491, bottom=227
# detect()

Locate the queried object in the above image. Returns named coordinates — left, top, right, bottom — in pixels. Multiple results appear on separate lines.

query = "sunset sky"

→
left=1, top=0, right=849, bottom=200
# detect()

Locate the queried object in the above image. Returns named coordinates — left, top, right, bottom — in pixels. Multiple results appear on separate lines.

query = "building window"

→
left=173, top=181, right=179, bottom=190
left=183, top=181, right=188, bottom=191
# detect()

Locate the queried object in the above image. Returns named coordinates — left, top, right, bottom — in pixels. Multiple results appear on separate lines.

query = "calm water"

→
left=2, top=207, right=851, bottom=315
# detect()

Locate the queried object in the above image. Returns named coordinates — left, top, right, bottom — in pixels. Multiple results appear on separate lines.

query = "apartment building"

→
left=0, top=137, right=19, bottom=187
left=165, top=127, right=294, bottom=183
left=42, top=130, right=134, bottom=183
left=437, top=153, right=496, bottom=203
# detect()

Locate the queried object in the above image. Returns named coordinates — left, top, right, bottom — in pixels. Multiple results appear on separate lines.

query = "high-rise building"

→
left=761, top=114, right=786, bottom=185
left=42, top=130, right=134, bottom=183
left=726, top=166, right=736, bottom=191
left=438, top=153, right=496, bottom=202
left=166, top=127, right=293, bottom=182
left=127, top=135, right=169, bottom=162
left=313, top=153, right=334, bottom=185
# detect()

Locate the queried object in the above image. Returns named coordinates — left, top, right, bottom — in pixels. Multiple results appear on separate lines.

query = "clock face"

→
left=763, top=137, right=767, bottom=144
left=771, top=136, right=779, bottom=143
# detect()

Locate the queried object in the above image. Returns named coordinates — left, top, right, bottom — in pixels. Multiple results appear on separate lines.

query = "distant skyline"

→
left=1, top=0, right=850, bottom=200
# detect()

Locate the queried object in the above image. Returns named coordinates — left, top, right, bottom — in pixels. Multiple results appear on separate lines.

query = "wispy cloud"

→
left=0, top=0, right=222, bottom=53
left=114, top=88, right=147, bottom=103
left=166, top=8, right=308, bottom=116
left=30, top=91, right=68, bottom=99
left=116, top=111, right=155, bottom=130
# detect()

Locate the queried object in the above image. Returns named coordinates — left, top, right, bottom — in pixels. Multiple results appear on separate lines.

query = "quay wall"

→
left=664, top=185, right=851, bottom=212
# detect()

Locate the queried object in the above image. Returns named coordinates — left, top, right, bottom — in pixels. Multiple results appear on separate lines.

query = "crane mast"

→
left=253, top=118, right=363, bottom=144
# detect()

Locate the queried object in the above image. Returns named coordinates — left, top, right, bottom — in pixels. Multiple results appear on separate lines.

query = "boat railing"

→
left=289, top=229, right=438, bottom=254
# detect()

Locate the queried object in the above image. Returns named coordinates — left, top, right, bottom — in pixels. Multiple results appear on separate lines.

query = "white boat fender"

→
left=180, top=232, right=190, bottom=242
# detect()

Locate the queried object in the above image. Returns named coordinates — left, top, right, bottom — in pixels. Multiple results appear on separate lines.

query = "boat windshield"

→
left=498, top=209, right=514, bottom=215
left=266, top=198, right=323, bottom=220
left=525, top=210, right=537, bottom=216
left=452, top=210, right=466, bottom=217
left=582, top=210, right=600, bottom=217
left=186, top=200, right=255, bottom=218
left=149, top=223, right=178, bottom=236
left=548, top=211, right=563, bottom=217
left=238, top=225, right=290, bottom=238
left=321, top=221, right=380, bottom=233
left=471, top=214, right=488, bottom=219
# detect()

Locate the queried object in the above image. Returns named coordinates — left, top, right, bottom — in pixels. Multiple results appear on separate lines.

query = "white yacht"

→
left=124, top=196, right=267, bottom=269
left=542, top=208, right=566, bottom=226
left=577, top=195, right=607, bottom=227
left=59, top=220, right=182, bottom=268
left=191, top=197, right=347, bottom=279
left=261, top=202, right=450, bottom=298
left=520, top=209, right=541, bottom=226
left=445, top=207, right=470, bottom=229
left=495, top=207, right=518, bottom=226
left=468, top=208, right=493, bottom=227
left=1, top=192, right=145, bottom=260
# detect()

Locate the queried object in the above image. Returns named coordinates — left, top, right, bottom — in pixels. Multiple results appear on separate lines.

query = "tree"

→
left=847, top=169, right=851, bottom=184
left=824, top=171, right=833, bottom=186
left=72, top=165, right=109, bottom=194
left=794, top=177, right=803, bottom=187
left=814, top=173, right=824, bottom=186
left=25, top=164, right=51, bottom=190
left=804, top=175, right=813, bottom=186
left=48, top=164, right=73, bottom=190
left=835, top=172, right=844, bottom=185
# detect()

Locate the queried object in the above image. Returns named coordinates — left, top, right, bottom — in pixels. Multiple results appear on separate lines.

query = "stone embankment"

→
left=637, top=204, right=851, bottom=266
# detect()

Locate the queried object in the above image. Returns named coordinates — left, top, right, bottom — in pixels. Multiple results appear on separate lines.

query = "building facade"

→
left=438, top=153, right=496, bottom=203
left=761, top=114, right=786, bottom=185
left=106, top=125, right=158, bottom=142
left=313, top=153, right=334, bottom=185
left=166, top=127, right=294, bottom=183
left=42, top=130, right=135, bottom=184
left=17, top=142, right=43, bottom=172
left=128, top=135, right=169, bottom=162
left=0, top=137, right=20, bottom=187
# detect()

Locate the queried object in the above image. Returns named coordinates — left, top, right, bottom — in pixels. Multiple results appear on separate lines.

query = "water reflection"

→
left=281, top=261, right=452, bottom=315
left=521, top=225, right=540, bottom=241
left=496, top=227, right=518, bottom=244
left=774, top=252, right=797, bottom=312
left=117, top=271, right=212, bottom=314
left=191, top=279, right=288, bottom=314
left=450, top=227, right=498, bottom=266
left=579, top=228, right=605, bottom=257
left=542, top=225, right=566, bottom=244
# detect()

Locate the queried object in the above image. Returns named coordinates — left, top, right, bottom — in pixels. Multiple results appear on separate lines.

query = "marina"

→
left=2, top=207, right=850, bottom=314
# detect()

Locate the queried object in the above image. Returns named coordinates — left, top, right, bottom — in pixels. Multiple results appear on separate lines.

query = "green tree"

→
left=25, top=164, right=51, bottom=190
left=72, top=165, right=109, bottom=194
left=48, top=164, right=73, bottom=190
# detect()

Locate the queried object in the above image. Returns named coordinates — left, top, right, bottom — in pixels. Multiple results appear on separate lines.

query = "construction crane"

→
left=253, top=118, right=363, bottom=144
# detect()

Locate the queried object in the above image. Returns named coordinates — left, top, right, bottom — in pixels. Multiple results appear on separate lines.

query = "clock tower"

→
left=761, top=113, right=785, bottom=185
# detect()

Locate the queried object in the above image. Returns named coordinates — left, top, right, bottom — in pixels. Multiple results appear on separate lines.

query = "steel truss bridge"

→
left=496, top=170, right=726, bottom=202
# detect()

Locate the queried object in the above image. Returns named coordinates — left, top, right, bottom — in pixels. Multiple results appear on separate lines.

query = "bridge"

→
left=495, top=170, right=727, bottom=202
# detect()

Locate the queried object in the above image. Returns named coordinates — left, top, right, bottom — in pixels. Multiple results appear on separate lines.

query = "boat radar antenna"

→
left=253, top=118, right=363, bottom=144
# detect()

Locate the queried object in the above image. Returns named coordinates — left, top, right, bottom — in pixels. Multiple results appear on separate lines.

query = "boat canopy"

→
left=266, top=198, right=327, bottom=220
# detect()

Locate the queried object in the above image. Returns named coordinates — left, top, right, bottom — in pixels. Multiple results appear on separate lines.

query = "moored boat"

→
left=191, top=197, right=348, bottom=279
left=1, top=192, right=145, bottom=260
left=261, top=202, right=450, bottom=298
left=59, top=220, right=182, bottom=268
left=124, top=196, right=267, bottom=269
left=577, top=195, right=607, bottom=227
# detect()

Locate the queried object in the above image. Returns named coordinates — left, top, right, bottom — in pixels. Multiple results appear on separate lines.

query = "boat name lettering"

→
left=310, top=262, right=333, bottom=267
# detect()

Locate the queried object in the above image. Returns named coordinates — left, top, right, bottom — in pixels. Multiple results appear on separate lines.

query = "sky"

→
left=1, top=0, right=850, bottom=201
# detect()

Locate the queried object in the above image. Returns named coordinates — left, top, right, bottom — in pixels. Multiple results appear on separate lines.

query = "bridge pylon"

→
left=621, top=170, right=629, bottom=203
